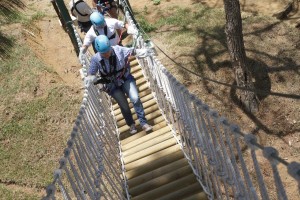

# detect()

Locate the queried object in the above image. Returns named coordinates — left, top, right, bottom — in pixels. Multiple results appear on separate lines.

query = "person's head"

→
left=95, top=35, right=111, bottom=58
left=90, top=12, right=105, bottom=28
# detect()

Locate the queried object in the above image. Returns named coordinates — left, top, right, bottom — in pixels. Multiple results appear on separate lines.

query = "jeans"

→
left=110, top=78, right=147, bottom=127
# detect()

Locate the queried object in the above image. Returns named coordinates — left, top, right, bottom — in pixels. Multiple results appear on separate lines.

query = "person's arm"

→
left=114, top=20, right=136, bottom=39
left=107, top=19, right=124, bottom=40
left=125, top=23, right=138, bottom=35
left=80, top=45, right=88, bottom=52
left=79, top=30, right=95, bottom=62
left=124, top=23, right=129, bottom=30
left=119, top=45, right=150, bottom=59
left=123, top=47, right=135, bottom=59
left=89, top=56, right=99, bottom=75
left=129, top=46, right=152, bottom=58
left=82, top=29, right=95, bottom=50
left=84, top=56, right=98, bottom=87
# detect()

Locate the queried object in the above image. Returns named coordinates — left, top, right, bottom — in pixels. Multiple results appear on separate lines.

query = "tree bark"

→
left=223, top=0, right=258, bottom=112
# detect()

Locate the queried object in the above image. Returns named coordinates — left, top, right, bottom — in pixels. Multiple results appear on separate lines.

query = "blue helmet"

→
left=90, top=12, right=105, bottom=27
left=95, top=35, right=111, bottom=53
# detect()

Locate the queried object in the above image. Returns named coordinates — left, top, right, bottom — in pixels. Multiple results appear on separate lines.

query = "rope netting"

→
left=44, top=1, right=300, bottom=199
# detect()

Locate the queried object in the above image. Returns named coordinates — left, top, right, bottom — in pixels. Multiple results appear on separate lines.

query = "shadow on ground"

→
left=0, top=32, right=15, bottom=60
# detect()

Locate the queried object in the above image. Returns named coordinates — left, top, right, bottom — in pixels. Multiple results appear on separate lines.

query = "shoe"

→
left=142, top=124, right=153, bottom=132
left=129, top=124, right=137, bottom=134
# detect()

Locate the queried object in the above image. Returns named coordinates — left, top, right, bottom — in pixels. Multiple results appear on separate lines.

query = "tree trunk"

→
left=223, top=0, right=258, bottom=112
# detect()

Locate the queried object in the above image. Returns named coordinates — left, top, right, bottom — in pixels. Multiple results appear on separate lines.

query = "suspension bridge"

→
left=43, top=0, right=300, bottom=199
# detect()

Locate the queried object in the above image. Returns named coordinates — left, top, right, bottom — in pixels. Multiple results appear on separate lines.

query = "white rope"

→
left=263, top=147, right=288, bottom=200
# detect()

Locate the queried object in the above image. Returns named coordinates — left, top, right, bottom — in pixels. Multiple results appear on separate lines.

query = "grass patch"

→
left=0, top=12, right=23, bottom=24
left=0, top=183, right=40, bottom=200
left=157, top=5, right=225, bottom=36
left=0, top=44, right=54, bottom=105
left=136, top=15, right=157, bottom=33
left=0, top=1, right=79, bottom=198
left=0, top=0, right=25, bottom=24
left=152, top=0, right=161, bottom=5
left=156, top=7, right=193, bottom=27
left=154, top=5, right=227, bottom=68
left=0, top=1, right=25, bottom=59
left=136, top=4, right=226, bottom=48
left=169, top=31, right=197, bottom=46
left=0, top=86, right=80, bottom=187
left=0, top=42, right=81, bottom=196
left=21, top=11, right=45, bottom=27
left=0, top=32, right=15, bottom=60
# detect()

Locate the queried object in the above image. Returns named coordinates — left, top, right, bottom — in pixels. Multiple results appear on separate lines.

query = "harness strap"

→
left=94, top=25, right=116, bottom=40
left=104, top=26, right=116, bottom=40
left=98, top=49, right=129, bottom=83
left=71, top=0, right=88, bottom=17
left=99, top=49, right=122, bottom=78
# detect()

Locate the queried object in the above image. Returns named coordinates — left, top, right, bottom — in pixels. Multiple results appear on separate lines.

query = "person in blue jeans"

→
left=84, top=35, right=153, bottom=134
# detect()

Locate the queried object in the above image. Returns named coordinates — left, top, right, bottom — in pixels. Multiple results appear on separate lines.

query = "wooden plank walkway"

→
left=112, top=58, right=208, bottom=200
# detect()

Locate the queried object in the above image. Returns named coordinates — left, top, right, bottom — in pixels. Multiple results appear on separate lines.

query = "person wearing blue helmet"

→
left=84, top=35, right=152, bottom=134
left=79, top=12, right=138, bottom=60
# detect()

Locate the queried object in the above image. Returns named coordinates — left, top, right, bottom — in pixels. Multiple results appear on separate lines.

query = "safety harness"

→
left=94, top=25, right=116, bottom=40
left=71, top=0, right=88, bottom=17
left=98, top=49, right=126, bottom=84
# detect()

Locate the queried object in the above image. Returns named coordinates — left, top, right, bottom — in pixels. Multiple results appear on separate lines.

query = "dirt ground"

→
left=16, top=0, right=300, bottom=198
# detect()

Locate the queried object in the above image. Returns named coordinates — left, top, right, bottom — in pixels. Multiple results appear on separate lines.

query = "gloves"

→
left=78, top=47, right=87, bottom=64
left=84, top=75, right=96, bottom=88
left=127, top=25, right=138, bottom=35
left=98, top=83, right=104, bottom=90
left=135, top=48, right=151, bottom=58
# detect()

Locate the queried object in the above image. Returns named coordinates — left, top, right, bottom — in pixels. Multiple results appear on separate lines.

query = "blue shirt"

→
left=89, top=45, right=134, bottom=92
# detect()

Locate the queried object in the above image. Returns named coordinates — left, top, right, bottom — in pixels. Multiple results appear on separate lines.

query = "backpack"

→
left=71, top=0, right=88, bottom=17
left=94, top=25, right=116, bottom=40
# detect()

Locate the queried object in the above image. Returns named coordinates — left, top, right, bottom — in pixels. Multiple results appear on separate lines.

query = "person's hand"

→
left=98, top=83, right=104, bottom=90
left=135, top=48, right=151, bottom=58
left=84, top=75, right=96, bottom=88
left=78, top=47, right=87, bottom=64
left=95, top=83, right=108, bottom=92
left=127, top=25, right=138, bottom=35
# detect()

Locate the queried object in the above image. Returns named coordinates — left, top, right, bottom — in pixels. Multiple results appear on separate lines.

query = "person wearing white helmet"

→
left=69, top=0, right=93, bottom=33
left=79, top=12, right=138, bottom=60
left=84, top=35, right=152, bottom=134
